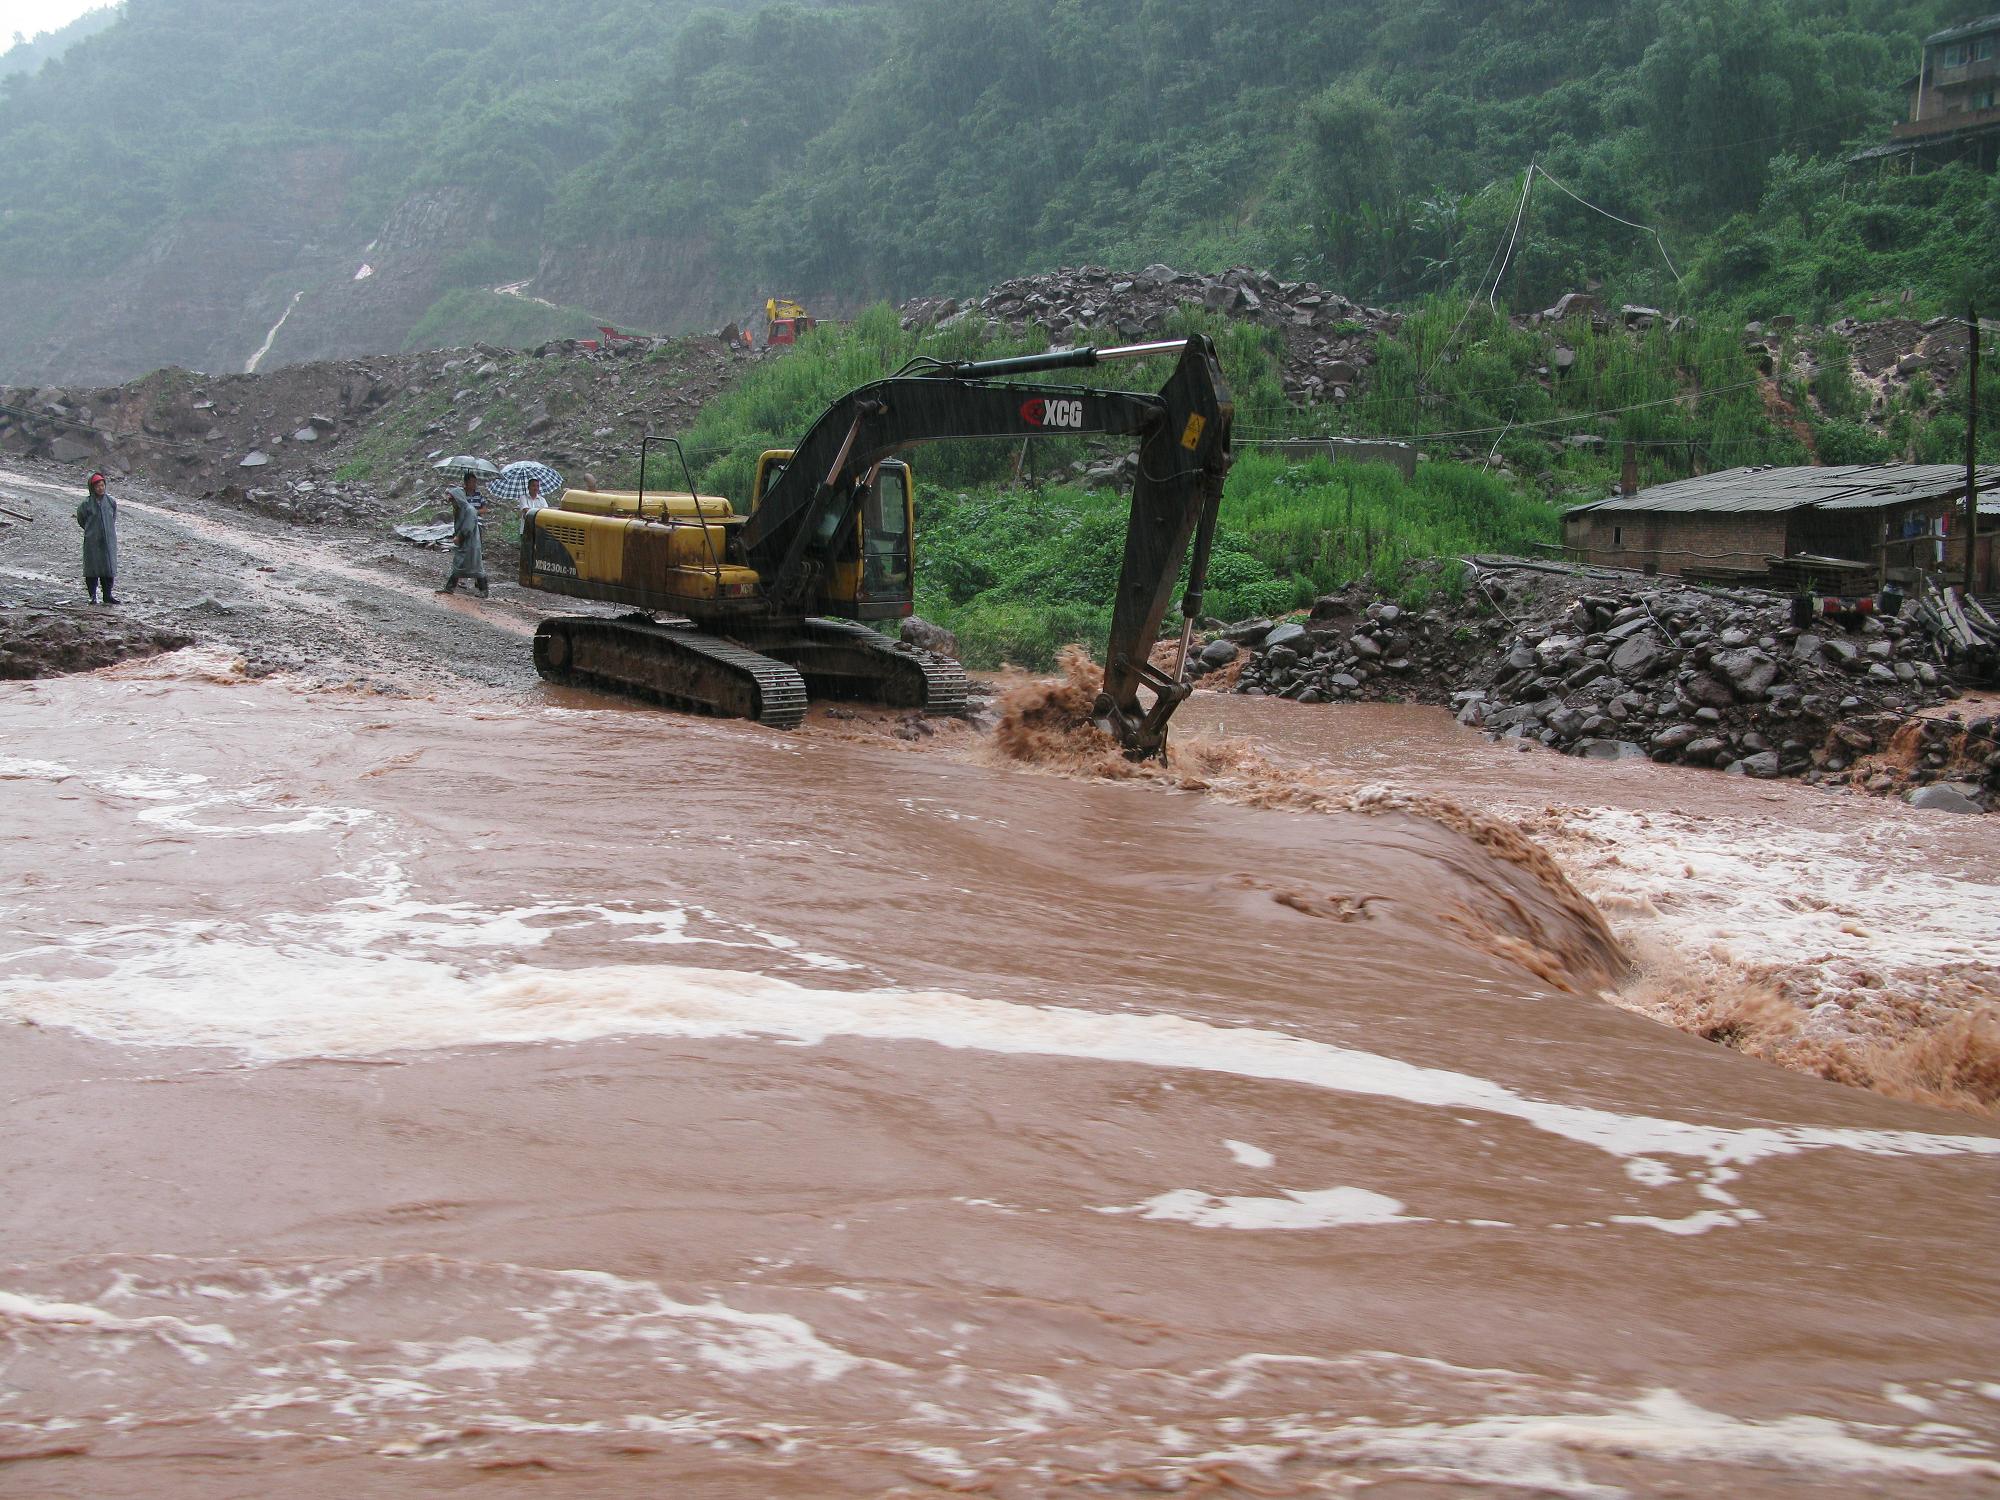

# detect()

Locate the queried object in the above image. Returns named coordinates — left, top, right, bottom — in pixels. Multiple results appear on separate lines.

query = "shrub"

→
left=1813, top=418, right=1893, bottom=466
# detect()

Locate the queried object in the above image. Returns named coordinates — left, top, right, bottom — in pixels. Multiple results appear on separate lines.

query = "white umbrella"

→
left=432, top=454, right=500, bottom=477
left=488, top=460, right=565, bottom=507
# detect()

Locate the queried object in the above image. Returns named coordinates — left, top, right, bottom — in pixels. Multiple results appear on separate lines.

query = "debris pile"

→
left=1449, top=581, right=1955, bottom=778
left=1212, top=561, right=1995, bottom=810
left=0, top=335, right=753, bottom=525
left=1210, top=584, right=1478, bottom=707
left=900, top=265, right=1403, bottom=406
left=1818, top=314, right=1973, bottom=405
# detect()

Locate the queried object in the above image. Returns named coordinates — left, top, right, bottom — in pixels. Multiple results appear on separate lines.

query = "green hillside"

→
left=1, top=6, right=119, bottom=80
left=633, top=296, right=1996, bottom=667
left=2, top=0, right=1995, bottom=323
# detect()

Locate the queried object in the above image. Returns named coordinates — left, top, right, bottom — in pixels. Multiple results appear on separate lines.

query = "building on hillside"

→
left=1855, top=15, right=2000, bottom=171
left=1561, top=464, right=2000, bottom=593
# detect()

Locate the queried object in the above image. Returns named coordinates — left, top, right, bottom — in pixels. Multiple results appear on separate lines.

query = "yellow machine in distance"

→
left=764, top=297, right=815, bottom=346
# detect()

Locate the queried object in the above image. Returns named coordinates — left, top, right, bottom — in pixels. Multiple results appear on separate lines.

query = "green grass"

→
left=655, top=303, right=1291, bottom=506
left=402, top=289, right=614, bottom=353
left=914, top=452, right=1560, bottom=669
left=332, top=388, right=453, bottom=483
left=1313, top=298, right=1802, bottom=492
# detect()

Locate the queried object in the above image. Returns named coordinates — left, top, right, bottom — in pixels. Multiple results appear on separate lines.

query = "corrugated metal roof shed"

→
left=1565, top=464, right=2000, bottom=517
left=1928, top=13, right=2000, bottom=45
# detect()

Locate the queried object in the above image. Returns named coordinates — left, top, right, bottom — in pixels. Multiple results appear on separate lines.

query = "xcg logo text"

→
left=1020, top=397, right=1083, bottom=430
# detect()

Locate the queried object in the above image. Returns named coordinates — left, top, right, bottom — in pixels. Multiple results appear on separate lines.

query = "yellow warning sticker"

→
left=1180, top=414, right=1207, bottom=450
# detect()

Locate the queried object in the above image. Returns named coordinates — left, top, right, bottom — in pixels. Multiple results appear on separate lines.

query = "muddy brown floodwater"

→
left=3, top=653, right=1999, bottom=1498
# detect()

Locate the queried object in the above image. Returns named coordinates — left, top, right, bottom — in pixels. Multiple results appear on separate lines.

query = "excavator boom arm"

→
left=742, top=337, right=1233, bottom=757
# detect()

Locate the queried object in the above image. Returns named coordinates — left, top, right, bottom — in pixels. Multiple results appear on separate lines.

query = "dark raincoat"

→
left=76, top=492, right=118, bottom=578
left=449, top=492, right=485, bottom=579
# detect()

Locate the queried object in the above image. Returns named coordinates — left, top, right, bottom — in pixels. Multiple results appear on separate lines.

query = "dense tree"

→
left=0, top=0, right=1987, bottom=321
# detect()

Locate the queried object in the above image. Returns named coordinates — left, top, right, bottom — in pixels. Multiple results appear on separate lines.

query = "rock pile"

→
left=0, top=334, right=752, bottom=525
left=1208, top=563, right=1993, bottom=809
left=900, top=265, right=1403, bottom=405
left=1450, top=585, right=1954, bottom=781
left=1211, top=584, right=1476, bottom=706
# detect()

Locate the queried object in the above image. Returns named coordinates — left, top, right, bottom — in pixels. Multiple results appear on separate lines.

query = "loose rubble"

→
left=901, top=264, right=1402, bottom=407
left=1216, top=562, right=1997, bottom=811
left=0, top=335, right=756, bottom=527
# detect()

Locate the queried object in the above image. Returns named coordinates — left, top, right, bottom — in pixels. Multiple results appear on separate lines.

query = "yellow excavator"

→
left=519, top=335, right=1233, bottom=758
left=764, top=296, right=815, bottom=346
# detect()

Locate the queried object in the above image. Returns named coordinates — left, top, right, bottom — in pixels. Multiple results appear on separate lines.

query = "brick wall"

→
left=1563, top=510, right=1790, bottom=573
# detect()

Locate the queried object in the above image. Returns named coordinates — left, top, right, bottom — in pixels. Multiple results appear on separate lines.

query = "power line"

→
left=1673, top=103, right=1890, bottom=158
left=1420, top=164, right=1531, bottom=393
left=1232, top=350, right=1788, bottom=439
left=1229, top=375, right=1769, bottom=449
left=1529, top=165, right=1683, bottom=286
left=1487, top=157, right=1537, bottom=310
left=1403, top=378, right=1770, bottom=443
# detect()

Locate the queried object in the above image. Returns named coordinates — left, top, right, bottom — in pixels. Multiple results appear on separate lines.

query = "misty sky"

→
left=8, top=0, right=108, bottom=44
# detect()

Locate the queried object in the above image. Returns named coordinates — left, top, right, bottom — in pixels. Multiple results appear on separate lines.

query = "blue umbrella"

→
left=488, top=460, right=565, bottom=508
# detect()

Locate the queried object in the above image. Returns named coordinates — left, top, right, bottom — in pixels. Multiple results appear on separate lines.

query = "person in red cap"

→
left=75, top=472, right=120, bottom=605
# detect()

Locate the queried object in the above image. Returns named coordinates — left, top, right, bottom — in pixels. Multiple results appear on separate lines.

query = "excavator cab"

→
left=752, top=451, right=914, bottom=621
left=764, top=297, right=816, bottom=347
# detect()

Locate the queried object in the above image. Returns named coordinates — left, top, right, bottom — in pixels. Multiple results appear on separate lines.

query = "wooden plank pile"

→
left=1914, top=573, right=2000, bottom=681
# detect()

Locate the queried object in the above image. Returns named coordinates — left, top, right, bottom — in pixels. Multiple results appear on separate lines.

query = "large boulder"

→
left=1650, top=723, right=1700, bottom=755
left=901, top=614, right=958, bottom=656
left=1570, top=738, right=1647, bottom=761
left=1682, top=673, right=1737, bottom=711
left=1610, top=631, right=1665, bottom=679
left=1221, top=617, right=1274, bottom=645
left=1907, top=784, right=1984, bottom=814
left=1546, top=292, right=1602, bottom=320
left=1712, top=648, right=1778, bottom=701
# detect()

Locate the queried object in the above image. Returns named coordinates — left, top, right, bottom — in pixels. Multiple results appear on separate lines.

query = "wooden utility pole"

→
left=1967, top=305, right=1981, bottom=596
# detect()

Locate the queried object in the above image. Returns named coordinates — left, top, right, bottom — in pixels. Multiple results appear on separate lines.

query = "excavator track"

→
left=789, top=618, right=971, bottom=716
left=534, top=615, right=808, bottom=730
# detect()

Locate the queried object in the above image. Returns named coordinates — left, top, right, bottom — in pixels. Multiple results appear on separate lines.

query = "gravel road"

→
left=0, top=458, right=608, bottom=692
